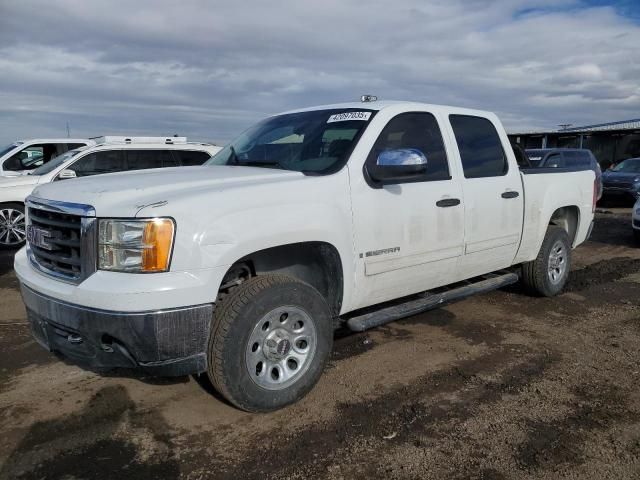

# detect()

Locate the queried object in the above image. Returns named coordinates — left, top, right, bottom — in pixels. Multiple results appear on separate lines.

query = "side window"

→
left=3, top=143, right=57, bottom=171
left=172, top=150, right=211, bottom=166
left=366, top=112, right=450, bottom=182
left=126, top=150, right=176, bottom=170
left=449, top=115, right=507, bottom=178
left=71, top=150, right=126, bottom=177
left=545, top=153, right=563, bottom=168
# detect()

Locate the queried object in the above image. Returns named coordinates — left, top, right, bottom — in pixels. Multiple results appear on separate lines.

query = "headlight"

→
left=98, top=218, right=175, bottom=273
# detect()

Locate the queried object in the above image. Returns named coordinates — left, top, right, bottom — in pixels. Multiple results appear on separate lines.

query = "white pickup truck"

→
left=16, top=100, right=596, bottom=412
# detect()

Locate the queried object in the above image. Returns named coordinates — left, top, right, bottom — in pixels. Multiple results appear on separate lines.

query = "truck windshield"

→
left=31, top=149, right=82, bottom=176
left=206, top=108, right=375, bottom=174
left=611, top=158, right=640, bottom=173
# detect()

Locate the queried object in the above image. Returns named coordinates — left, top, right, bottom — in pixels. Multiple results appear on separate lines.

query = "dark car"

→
left=601, top=157, right=640, bottom=200
left=525, top=148, right=602, bottom=199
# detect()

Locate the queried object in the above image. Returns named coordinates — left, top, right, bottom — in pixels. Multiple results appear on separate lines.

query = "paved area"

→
left=1, top=211, right=639, bottom=479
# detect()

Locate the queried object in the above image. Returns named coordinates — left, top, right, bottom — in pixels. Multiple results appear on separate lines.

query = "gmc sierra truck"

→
left=15, top=99, right=596, bottom=412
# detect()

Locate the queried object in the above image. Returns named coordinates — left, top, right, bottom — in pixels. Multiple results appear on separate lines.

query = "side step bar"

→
left=346, top=272, right=519, bottom=332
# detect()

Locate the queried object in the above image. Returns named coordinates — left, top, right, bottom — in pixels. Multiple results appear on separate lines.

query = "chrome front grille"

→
left=26, top=197, right=97, bottom=284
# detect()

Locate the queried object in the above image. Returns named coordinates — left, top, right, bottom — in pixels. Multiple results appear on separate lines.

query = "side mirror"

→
left=367, top=148, right=428, bottom=184
left=57, top=169, right=77, bottom=180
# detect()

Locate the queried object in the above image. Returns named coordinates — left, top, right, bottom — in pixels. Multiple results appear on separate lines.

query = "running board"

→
left=345, top=272, right=519, bottom=332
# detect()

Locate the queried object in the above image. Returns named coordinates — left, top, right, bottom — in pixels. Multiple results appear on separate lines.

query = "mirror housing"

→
left=57, top=169, right=77, bottom=180
left=367, top=148, right=428, bottom=184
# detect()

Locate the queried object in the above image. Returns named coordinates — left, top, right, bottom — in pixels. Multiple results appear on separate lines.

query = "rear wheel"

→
left=634, top=229, right=640, bottom=244
left=0, top=203, right=26, bottom=249
left=207, top=274, right=333, bottom=412
left=521, top=226, right=571, bottom=297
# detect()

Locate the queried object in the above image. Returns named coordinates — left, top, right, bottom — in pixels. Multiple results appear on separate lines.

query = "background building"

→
left=509, top=119, right=640, bottom=169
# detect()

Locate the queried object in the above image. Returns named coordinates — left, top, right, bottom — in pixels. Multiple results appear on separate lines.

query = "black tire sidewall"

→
left=537, top=227, right=571, bottom=296
left=211, top=278, right=333, bottom=412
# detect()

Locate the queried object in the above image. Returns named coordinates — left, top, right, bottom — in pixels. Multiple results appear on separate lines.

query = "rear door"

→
left=448, top=114, right=524, bottom=279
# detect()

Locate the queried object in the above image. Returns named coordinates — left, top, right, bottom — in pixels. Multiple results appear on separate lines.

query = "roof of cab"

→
left=280, top=100, right=496, bottom=118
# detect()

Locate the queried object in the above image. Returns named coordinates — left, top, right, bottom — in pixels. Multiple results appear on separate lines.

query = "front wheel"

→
left=521, top=226, right=571, bottom=297
left=207, top=274, right=333, bottom=412
left=0, top=203, right=26, bottom=249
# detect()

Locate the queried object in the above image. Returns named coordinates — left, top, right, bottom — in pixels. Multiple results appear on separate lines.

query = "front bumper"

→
left=21, top=283, right=213, bottom=376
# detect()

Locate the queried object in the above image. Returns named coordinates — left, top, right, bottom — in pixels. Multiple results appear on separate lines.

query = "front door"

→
left=349, top=111, right=465, bottom=310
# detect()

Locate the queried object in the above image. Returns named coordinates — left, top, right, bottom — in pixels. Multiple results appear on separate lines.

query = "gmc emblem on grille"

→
left=27, top=225, right=55, bottom=250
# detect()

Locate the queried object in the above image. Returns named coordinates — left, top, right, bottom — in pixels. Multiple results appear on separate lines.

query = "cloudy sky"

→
left=0, top=0, right=638, bottom=144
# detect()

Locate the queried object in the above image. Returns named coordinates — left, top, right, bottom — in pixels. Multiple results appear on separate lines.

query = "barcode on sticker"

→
left=327, top=111, right=372, bottom=123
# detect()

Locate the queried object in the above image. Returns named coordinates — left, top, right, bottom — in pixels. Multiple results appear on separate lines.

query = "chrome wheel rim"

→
left=547, top=240, right=567, bottom=285
left=245, top=305, right=317, bottom=391
left=0, top=208, right=26, bottom=246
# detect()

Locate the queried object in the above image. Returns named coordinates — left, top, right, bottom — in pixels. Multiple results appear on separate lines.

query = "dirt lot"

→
left=1, top=211, right=640, bottom=479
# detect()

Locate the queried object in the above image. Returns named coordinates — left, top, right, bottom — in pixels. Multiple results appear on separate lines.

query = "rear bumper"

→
left=21, top=283, right=213, bottom=376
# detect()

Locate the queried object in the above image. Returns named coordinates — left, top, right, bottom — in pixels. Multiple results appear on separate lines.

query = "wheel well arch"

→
left=548, top=206, right=580, bottom=246
left=219, top=241, right=344, bottom=317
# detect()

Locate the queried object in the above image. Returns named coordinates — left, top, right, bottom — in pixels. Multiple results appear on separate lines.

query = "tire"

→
left=521, top=226, right=571, bottom=297
left=634, top=229, right=640, bottom=244
left=0, top=202, right=26, bottom=250
left=207, top=274, right=333, bottom=412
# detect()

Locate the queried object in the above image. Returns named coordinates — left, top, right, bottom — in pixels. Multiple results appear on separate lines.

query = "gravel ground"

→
left=1, top=211, right=639, bottom=479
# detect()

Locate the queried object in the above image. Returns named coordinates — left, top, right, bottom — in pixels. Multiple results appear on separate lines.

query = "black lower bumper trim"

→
left=21, top=283, right=214, bottom=376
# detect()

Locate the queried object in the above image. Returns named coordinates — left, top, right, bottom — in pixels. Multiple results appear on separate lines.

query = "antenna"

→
left=66, top=121, right=70, bottom=138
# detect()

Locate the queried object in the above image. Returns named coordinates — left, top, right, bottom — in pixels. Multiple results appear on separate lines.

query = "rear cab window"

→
left=449, top=115, right=508, bottom=178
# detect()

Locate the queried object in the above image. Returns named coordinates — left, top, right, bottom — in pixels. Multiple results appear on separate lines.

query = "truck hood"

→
left=32, top=166, right=305, bottom=217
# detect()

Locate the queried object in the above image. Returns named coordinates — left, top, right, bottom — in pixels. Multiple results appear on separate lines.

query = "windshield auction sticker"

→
left=327, top=111, right=372, bottom=123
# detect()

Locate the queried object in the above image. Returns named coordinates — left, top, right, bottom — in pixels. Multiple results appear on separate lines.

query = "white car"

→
left=16, top=100, right=596, bottom=411
left=0, top=136, right=220, bottom=248
left=0, top=138, right=95, bottom=176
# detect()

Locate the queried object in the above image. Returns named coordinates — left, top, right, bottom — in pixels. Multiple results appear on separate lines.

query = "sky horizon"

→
left=0, top=0, right=638, bottom=145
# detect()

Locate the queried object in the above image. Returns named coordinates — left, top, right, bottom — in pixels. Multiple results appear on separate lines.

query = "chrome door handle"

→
left=436, top=198, right=461, bottom=207
left=501, top=191, right=519, bottom=199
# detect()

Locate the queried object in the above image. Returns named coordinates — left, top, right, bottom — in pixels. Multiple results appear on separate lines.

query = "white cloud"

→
left=0, top=0, right=638, bottom=143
